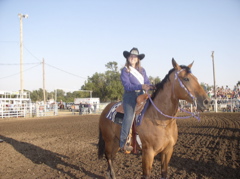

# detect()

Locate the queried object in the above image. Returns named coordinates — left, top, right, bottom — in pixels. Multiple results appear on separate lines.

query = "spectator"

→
left=79, top=102, right=82, bottom=115
left=88, top=103, right=91, bottom=114
left=93, top=102, right=97, bottom=113
left=72, top=105, right=75, bottom=115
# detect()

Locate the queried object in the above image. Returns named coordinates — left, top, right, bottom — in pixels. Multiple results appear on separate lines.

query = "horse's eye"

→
left=183, top=77, right=189, bottom=81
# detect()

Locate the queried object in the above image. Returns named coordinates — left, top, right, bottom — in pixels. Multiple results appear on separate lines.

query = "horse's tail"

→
left=98, top=128, right=105, bottom=159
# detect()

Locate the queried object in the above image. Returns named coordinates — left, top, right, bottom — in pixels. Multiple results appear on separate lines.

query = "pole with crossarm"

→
left=211, top=51, right=217, bottom=112
left=18, top=13, right=28, bottom=97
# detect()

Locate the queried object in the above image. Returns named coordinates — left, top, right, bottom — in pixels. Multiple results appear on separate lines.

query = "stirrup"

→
left=124, top=145, right=133, bottom=151
left=120, top=145, right=133, bottom=153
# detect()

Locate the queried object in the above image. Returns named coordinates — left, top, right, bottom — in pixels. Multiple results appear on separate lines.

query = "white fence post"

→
left=215, top=99, right=218, bottom=112
left=54, top=104, right=58, bottom=115
left=29, top=103, right=32, bottom=117
left=36, top=103, right=39, bottom=117
left=0, top=104, right=3, bottom=119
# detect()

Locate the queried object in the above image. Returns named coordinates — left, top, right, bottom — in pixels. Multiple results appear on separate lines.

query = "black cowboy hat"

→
left=123, top=47, right=145, bottom=60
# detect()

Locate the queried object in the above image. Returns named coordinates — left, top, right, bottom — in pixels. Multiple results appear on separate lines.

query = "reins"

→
left=147, top=69, right=200, bottom=120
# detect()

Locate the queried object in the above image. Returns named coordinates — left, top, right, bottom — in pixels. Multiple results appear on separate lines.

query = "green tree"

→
left=81, top=72, right=108, bottom=101
left=149, top=76, right=161, bottom=85
left=81, top=61, right=123, bottom=102
left=105, top=61, right=123, bottom=101
left=105, top=61, right=118, bottom=72
left=48, top=91, right=55, bottom=101
left=54, top=89, right=65, bottom=102
left=200, top=83, right=211, bottom=91
left=30, top=88, right=44, bottom=102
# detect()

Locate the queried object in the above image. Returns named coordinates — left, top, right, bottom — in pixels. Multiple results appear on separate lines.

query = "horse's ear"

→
left=188, top=61, right=194, bottom=69
left=172, top=58, right=181, bottom=70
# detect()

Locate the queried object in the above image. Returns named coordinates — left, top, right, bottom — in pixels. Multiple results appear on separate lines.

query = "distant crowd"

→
left=207, top=85, right=240, bottom=99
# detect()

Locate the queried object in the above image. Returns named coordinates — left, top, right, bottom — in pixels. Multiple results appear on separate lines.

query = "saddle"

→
left=116, top=94, right=149, bottom=115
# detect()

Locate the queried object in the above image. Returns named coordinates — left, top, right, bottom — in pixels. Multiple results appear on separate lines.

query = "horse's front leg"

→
left=160, top=146, right=173, bottom=179
left=142, top=148, right=154, bottom=179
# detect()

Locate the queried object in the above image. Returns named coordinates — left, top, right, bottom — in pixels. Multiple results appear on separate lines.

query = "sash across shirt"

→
left=121, top=66, right=151, bottom=92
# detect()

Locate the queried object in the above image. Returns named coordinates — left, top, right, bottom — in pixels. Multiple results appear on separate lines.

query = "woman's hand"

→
left=142, top=84, right=151, bottom=91
left=150, top=85, right=156, bottom=90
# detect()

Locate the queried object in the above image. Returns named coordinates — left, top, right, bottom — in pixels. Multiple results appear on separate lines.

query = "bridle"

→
left=147, top=68, right=200, bottom=120
left=174, top=69, right=197, bottom=104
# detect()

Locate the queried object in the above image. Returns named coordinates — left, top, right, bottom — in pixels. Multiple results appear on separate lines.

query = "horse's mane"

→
left=151, top=65, right=191, bottom=100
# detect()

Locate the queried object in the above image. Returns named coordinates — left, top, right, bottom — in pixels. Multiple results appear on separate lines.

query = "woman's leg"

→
left=120, top=92, right=137, bottom=148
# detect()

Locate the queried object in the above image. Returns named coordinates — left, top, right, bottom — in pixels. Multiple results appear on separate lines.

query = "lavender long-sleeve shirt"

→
left=121, top=67, right=151, bottom=92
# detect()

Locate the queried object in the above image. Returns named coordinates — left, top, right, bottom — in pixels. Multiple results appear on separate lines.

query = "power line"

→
left=22, top=45, right=87, bottom=79
left=1, top=42, right=87, bottom=80
left=23, top=45, right=42, bottom=62
left=45, top=63, right=87, bottom=79
left=0, top=62, right=41, bottom=65
left=0, top=64, right=41, bottom=80
left=0, top=41, right=18, bottom=43
left=0, top=62, right=87, bottom=80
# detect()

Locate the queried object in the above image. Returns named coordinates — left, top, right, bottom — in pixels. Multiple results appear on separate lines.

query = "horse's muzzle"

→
left=203, top=99, right=211, bottom=109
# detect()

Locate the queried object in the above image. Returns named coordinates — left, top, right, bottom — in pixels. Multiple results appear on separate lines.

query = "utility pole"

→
left=79, top=90, right=92, bottom=98
left=18, top=13, right=28, bottom=97
left=42, top=58, right=46, bottom=104
left=211, top=51, right=217, bottom=112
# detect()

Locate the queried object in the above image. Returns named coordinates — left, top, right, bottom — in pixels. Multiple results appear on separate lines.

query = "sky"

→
left=0, top=0, right=240, bottom=93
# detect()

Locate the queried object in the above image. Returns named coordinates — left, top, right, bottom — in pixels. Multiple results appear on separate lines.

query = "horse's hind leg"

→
left=105, top=137, right=119, bottom=179
left=106, top=159, right=115, bottom=179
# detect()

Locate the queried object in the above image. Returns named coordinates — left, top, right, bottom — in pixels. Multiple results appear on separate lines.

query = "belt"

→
left=125, top=90, right=141, bottom=93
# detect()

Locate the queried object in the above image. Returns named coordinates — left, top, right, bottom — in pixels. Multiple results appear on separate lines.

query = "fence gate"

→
left=0, top=91, right=32, bottom=118
left=33, top=103, right=58, bottom=117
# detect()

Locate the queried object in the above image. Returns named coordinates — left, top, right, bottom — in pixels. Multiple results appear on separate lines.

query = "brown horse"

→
left=58, top=103, right=64, bottom=110
left=98, top=59, right=210, bottom=179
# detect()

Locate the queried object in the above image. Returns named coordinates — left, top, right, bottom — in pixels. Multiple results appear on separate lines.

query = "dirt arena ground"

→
left=0, top=112, right=239, bottom=179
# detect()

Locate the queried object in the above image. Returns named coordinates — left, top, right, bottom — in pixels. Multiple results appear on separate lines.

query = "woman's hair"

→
left=125, top=58, right=143, bottom=73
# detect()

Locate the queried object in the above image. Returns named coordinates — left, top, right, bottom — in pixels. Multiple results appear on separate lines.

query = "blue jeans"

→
left=120, top=91, right=143, bottom=148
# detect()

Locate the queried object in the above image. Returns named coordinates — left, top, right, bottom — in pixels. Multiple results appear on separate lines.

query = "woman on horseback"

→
left=120, top=47, right=151, bottom=151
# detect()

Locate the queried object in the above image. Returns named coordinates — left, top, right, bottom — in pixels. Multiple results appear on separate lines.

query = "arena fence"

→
left=0, top=91, right=32, bottom=118
left=32, top=103, right=58, bottom=117
left=210, top=98, right=240, bottom=112
left=97, top=102, right=110, bottom=113
left=1, top=98, right=239, bottom=119
left=0, top=102, right=32, bottom=118
left=0, top=101, right=105, bottom=118
left=0, top=102, right=59, bottom=118
left=179, top=98, right=240, bottom=112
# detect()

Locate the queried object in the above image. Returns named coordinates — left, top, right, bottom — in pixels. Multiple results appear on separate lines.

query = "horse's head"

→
left=171, top=58, right=210, bottom=112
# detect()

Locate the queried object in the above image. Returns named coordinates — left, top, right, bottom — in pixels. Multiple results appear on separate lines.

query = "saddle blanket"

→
left=106, top=100, right=149, bottom=126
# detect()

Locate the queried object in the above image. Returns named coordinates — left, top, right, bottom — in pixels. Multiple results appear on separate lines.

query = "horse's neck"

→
left=148, top=82, right=179, bottom=119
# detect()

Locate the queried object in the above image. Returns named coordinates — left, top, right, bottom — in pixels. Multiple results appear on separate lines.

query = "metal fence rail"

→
left=179, top=98, right=240, bottom=112
left=0, top=103, right=59, bottom=118
left=0, top=103, right=32, bottom=118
